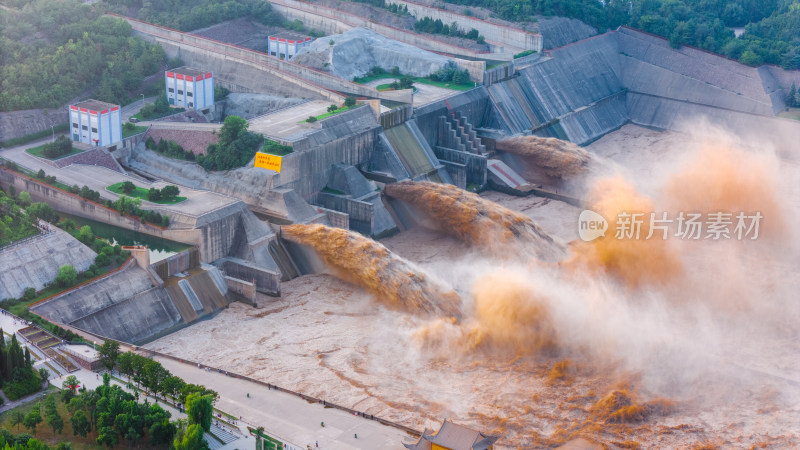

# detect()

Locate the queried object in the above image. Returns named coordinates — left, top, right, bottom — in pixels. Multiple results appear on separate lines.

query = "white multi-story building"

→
left=69, top=99, right=122, bottom=147
left=165, top=67, right=214, bottom=110
left=268, top=32, right=313, bottom=60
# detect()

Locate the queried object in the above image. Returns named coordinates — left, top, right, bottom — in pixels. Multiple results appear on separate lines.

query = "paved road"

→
left=248, top=99, right=332, bottom=139
left=153, top=356, right=410, bottom=449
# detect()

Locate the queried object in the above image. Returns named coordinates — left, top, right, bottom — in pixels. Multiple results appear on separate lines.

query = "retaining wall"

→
left=315, top=192, right=374, bottom=235
left=268, top=0, right=498, bottom=60
left=217, top=258, right=281, bottom=296
left=384, top=0, right=542, bottom=52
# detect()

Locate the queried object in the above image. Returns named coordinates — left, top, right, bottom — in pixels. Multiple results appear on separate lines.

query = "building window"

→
left=187, top=92, right=193, bottom=97
left=91, top=127, right=97, bottom=133
left=82, top=125, right=88, bottom=130
left=178, top=90, right=183, bottom=95
left=188, top=102, right=193, bottom=107
left=72, top=123, right=78, bottom=128
left=168, top=88, right=174, bottom=93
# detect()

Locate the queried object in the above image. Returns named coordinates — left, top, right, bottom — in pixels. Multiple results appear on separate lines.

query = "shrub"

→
left=23, top=287, right=36, bottom=301
left=55, top=265, right=78, bottom=288
left=307, top=115, right=318, bottom=123
left=344, top=96, right=357, bottom=107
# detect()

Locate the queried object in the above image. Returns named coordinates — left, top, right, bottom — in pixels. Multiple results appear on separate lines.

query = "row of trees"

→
left=0, top=189, right=40, bottom=247
left=107, top=0, right=284, bottom=31
left=786, top=83, right=800, bottom=108
left=428, top=64, right=472, bottom=85
left=442, top=0, right=800, bottom=68
left=413, top=17, right=486, bottom=44
left=1, top=1, right=166, bottom=111
left=0, top=331, right=44, bottom=400
left=145, top=137, right=197, bottom=161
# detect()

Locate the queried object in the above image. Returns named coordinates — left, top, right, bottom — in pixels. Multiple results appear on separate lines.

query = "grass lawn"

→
left=107, top=182, right=186, bottom=204
left=262, top=140, right=293, bottom=156
left=778, top=107, right=800, bottom=121
left=131, top=107, right=185, bottom=122
left=303, top=105, right=358, bottom=123
left=122, top=125, right=147, bottom=138
left=354, top=73, right=475, bottom=90
left=25, top=143, right=82, bottom=160
left=0, top=390, right=168, bottom=449
left=375, top=83, right=418, bottom=92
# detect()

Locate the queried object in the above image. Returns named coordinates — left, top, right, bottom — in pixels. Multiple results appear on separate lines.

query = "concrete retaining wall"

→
left=0, top=168, right=256, bottom=264
left=413, top=87, right=491, bottom=148
left=151, top=248, right=200, bottom=279
left=315, top=192, right=374, bottom=235
left=114, top=14, right=392, bottom=102
left=380, top=104, right=413, bottom=129
left=384, top=0, right=542, bottom=52
left=483, top=62, right=515, bottom=86
left=276, top=107, right=380, bottom=198
left=217, top=258, right=281, bottom=296
left=268, top=0, right=498, bottom=60
left=434, top=146, right=487, bottom=185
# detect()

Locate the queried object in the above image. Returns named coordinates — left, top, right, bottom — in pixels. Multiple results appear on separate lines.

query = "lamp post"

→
left=51, top=125, right=55, bottom=141
left=141, top=93, right=145, bottom=105
left=93, top=341, right=97, bottom=351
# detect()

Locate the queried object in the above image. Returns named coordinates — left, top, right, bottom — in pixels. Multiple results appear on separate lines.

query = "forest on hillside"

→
left=0, top=0, right=165, bottom=111
left=0, top=0, right=285, bottom=113
left=444, top=0, right=800, bottom=69
left=104, top=0, right=284, bottom=31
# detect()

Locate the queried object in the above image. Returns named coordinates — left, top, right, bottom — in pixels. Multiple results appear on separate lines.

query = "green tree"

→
left=18, top=191, right=31, bottom=206
left=173, top=420, right=208, bottom=450
left=154, top=94, right=170, bottom=113
left=47, top=409, right=64, bottom=435
left=77, top=225, right=93, bottom=244
left=23, top=405, right=42, bottom=435
left=97, top=340, right=120, bottom=372
left=62, top=375, right=80, bottom=399
left=23, top=287, right=36, bottom=300
left=120, top=181, right=136, bottom=194
left=55, top=265, right=78, bottom=288
left=26, top=202, right=58, bottom=224
left=11, top=411, right=25, bottom=432
left=71, top=410, right=91, bottom=437
left=160, top=185, right=180, bottom=201
left=96, top=426, right=118, bottom=448
left=344, top=96, right=357, bottom=107
left=186, top=393, right=214, bottom=432
left=147, top=187, right=161, bottom=202
left=327, top=104, right=338, bottom=113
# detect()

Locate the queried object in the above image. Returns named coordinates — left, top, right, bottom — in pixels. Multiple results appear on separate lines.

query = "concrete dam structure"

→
left=480, top=27, right=800, bottom=145
left=31, top=249, right=234, bottom=344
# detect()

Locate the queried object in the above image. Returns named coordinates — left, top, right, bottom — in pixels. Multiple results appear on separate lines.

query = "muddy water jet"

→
left=282, top=223, right=462, bottom=317
left=384, top=181, right=564, bottom=260
left=496, top=135, right=592, bottom=178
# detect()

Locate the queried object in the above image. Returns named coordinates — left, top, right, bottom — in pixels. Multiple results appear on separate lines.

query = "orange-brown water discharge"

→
left=665, top=141, right=785, bottom=239
left=566, top=176, right=682, bottom=287
left=384, top=181, right=563, bottom=260
left=281, top=223, right=462, bottom=317
left=414, top=268, right=557, bottom=357
left=496, top=135, right=592, bottom=178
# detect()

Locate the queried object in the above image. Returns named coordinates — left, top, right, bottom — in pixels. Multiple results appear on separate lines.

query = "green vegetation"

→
left=304, top=105, right=358, bottom=123
left=214, top=86, right=230, bottom=101
left=132, top=94, right=184, bottom=121
left=262, top=140, right=293, bottom=156
left=443, top=0, right=800, bottom=68
left=414, top=17, right=486, bottom=44
left=514, top=49, right=538, bottom=58
left=0, top=124, right=70, bottom=149
left=354, top=66, right=474, bottom=90
left=0, top=330, right=43, bottom=401
left=197, top=115, right=263, bottom=171
left=107, top=182, right=186, bottom=205
left=145, top=137, right=197, bottom=161
left=785, top=83, right=800, bottom=108
left=107, top=0, right=284, bottom=31
left=321, top=187, right=346, bottom=195
left=122, top=123, right=148, bottom=138
left=25, top=137, right=80, bottom=160
left=0, top=189, right=41, bottom=247
left=0, top=0, right=166, bottom=111
left=778, top=107, right=800, bottom=121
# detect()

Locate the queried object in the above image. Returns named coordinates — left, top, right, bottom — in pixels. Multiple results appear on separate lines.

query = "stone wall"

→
left=0, top=108, right=65, bottom=142
left=384, top=0, right=542, bottom=53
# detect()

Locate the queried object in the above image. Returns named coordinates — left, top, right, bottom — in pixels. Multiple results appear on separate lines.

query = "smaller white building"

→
left=165, top=67, right=214, bottom=110
left=69, top=99, right=122, bottom=147
left=268, top=32, right=313, bottom=60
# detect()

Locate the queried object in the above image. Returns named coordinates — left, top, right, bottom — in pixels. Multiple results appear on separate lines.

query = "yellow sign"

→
left=254, top=152, right=282, bottom=172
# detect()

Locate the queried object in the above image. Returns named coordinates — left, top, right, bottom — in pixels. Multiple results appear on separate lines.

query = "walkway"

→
left=152, top=356, right=409, bottom=449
